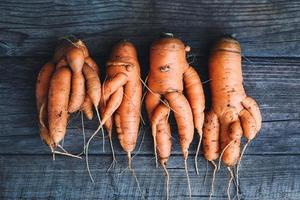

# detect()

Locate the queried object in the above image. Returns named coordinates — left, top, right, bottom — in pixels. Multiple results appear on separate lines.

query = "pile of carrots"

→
left=36, top=34, right=262, bottom=199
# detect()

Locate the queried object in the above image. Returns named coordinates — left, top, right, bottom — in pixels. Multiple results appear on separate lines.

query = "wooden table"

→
left=1, top=1, right=299, bottom=199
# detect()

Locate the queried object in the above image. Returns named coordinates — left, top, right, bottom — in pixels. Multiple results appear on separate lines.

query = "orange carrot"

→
left=81, top=95, right=94, bottom=120
left=36, top=61, right=56, bottom=149
left=48, top=67, right=71, bottom=145
left=206, top=36, right=262, bottom=198
left=146, top=35, right=205, bottom=199
left=68, top=72, right=85, bottom=113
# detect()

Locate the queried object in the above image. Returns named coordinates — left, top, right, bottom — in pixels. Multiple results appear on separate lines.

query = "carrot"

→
left=85, top=41, right=142, bottom=186
left=150, top=102, right=171, bottom=165
left=79, top=57, right=100, bottom=120
left=48, top=67, right=71, bottom=145
left=146, top=35, right=205, bottom=199
left=101, top=41, right=142, bottom=162
left=56, top=58, right=68, bottom=69
left=68, top=72, right=85, bottom=113
left=206, top=36, right=262, bottom=198
left=36, top=61, right=56, bottom=149
left=53, top=38, right=89, bottom=113
left=81, top=96, right=93, bottom=120
left=64, top=42, right=86, bottom=113
left=85, top=57, right=100, bottom=75
left=82, top=64, right=101, bottom=108
left=53, top=38, right=89, bottom=63
left=203, top=111, right=220, bottom=198
left=36, top=61, right=55, bottom=109
left=82, top=63, right=103, bottom=147
left=183, top=66, right=205, bottom=174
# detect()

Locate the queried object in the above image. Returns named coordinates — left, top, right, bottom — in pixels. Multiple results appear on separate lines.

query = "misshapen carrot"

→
left=53, top=38, right=90, bottom=113
left=68, top=72, right=85, bottom=113
left=81, top=95, right=94, bottom=120
left=101, top=41, right=142, bottom=162
left=48, top=67, right=71, bottom=145
left=208, top=36, right=262, bottom=166
left=80, top=57, right=101, bottom=120
left=53, top=38, right=89, bottom=64
left=145, top=35, right=205, bottom=199
left=205, top=36, right=262, bottom=198
left=36, top=61, right=56, bottom=149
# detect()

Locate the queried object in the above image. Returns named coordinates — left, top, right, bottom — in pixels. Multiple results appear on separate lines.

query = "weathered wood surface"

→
left=1, top=155, right=299, bottom=200
left=1, top=0, right=300, bottom=57
left=1, top=0, right=300, bottom=199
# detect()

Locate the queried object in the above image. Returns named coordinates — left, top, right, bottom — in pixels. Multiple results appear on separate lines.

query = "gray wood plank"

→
left=0, top=155, right=299, bottom=200
left=1, top=119, right=299, bottom=155
left=1, top=0, right=300, bottom=57
left=0, top=57, right=300, bottom=155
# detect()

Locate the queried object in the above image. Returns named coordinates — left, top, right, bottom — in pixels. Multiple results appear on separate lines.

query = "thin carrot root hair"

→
left=184, top=159, right=192, bottom=200
left=195, top=134, right=203, bottom=175
left=141, top=76, right=148, bottom=104
left=53, top=144, right=82, bottom=159
left=203, top=160, right=208, bottom=185
left=95, top=106, right=106, bottom=152
left=61, top=138, right=65, bottom=148
left=141, top=91, right=147, bottom=105
left=123, top=92, right=145, bottom=126
left=101, top=74, right=108, bottom=105
left=209, top=160, right=217, bottom=200
left=227, top=167, right=234, bottom=200
left=202, top=79, right=212, bottom=84
left=153, top=135, right=158, bottom=168
left=132, top=125, right=146, bottom=160
left=236, top=140, right=251, bottom=199
left=52, top=150, right=82, bottom=159
left=85, top=122, right=105, bottom=183
left=218, top=140, right=235, bottom=170
left=60, top=35, right=81, bottom=48
left=77, top=111, right=86, bottom=156
left=136, top=72, right=183, bottom=117
left=107, top=131, right=117, bottom=172
left=162, top=163, right=170, bottom=200
left=118, top=127, right=146, bottom=174
left=127, top=151, right=145, bottom=199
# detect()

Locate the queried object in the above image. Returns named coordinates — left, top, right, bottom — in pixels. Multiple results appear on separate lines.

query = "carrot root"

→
left=81, top=111, right=86, bottom=154
left=153, top=135, right=158, bottom=168
left=85, top=121, right=105, bottom=183
left=203, top=160, right=208, bottom=185
left=52, top=150, right=82, bottom=159
left=195, top=134, right=202, bottom=175
left=218, top=140, right=235, bottom=170
left=127, top=151, right=145, bottom=199
left=236, top=140, right=251, bottom=199
left=209, top=160, right=217, bottom=200
left=184, top=159, right=192, bottom=200
left=95, top=106, right=105, bottom=152
left=107, top=131, right=117, bottom=172
left=162, top=163, right=170, bottom=200
left=227, top=167, right=234, bottom=200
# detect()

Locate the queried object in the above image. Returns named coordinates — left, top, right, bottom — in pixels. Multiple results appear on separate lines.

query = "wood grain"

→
left=0, top=155, right=299, bottom=200
left=0, top=0, right=300, bottom=57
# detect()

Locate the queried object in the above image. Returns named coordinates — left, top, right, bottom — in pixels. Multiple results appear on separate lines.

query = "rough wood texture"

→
left=1, top=0, right=300, bottom=57
left=1, top=155, right=299, bottom=200
left=1, top=0, right=300, bottom=199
